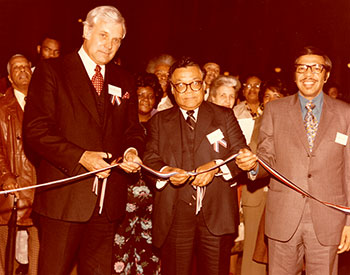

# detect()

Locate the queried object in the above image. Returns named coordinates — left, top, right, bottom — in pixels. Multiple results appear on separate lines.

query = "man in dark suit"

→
left=23, top=6, right=144, bottom=275
left=143, top=56, right=247, bottom=275
left=236, top=46, right=350, bottom=274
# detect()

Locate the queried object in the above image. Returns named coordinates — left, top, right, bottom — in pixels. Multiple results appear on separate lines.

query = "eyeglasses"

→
left=243, top=83, right=260, bottom=90
left=295, top=64, right=325, bottom=74
left=170, top=81, right=203, bottom=93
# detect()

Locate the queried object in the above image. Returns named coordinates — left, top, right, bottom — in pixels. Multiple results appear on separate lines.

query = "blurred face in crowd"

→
left=243, top=76, right=261, bottom=104
left=37, top=38, right=61, bottom=60
left=137, top=86, right=156, bottom=115
left=8, top=56, right=32, bottom=94
left=211, top=85, right=236, bottom=108
left=154, top=63, right=170, bottom=92
left=327, top=87, right=339, bottom=99
left=83, top=19, right=123, bottom=65
left=170, top=65, right=205, bottom=111
left=203, top=62, right=220, bottom=86
left=294, top=54, right=329, bottom=100
left=263, top=88, right=283, bottom=106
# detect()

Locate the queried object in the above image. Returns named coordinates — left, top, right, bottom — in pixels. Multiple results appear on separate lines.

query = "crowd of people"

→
left=0, top=4, right=349, bottom=275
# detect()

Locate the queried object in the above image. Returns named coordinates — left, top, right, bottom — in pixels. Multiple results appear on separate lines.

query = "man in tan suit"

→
left=236, top=46, right=350, bottom=275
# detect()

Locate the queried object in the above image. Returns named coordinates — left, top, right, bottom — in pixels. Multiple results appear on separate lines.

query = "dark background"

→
left=1, top=0, right=350, bottom=99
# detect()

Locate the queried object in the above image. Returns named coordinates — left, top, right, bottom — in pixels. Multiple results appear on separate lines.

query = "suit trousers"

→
left=268, top=200, right=338, bottom=275
left=161, top=199, right=234, bottom=275
left=36, top=203, right=116, bottom=275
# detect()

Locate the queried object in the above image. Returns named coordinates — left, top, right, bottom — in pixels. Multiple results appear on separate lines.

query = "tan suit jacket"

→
left=258, top=93, right=350, bottom=245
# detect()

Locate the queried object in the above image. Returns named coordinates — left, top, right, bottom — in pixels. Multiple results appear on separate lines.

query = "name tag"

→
left=335, top=132, right=348, bottom=146
left=206, top=129, right=224, bottom=145
left=108, top=85, right=122, bottom=97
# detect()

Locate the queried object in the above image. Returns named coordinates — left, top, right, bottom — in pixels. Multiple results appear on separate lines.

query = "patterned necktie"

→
left=91, top=65, right=104, bottom=96
left=186, top=110, right=196, bottom=131
left=304, top=101, right=318, bottom=152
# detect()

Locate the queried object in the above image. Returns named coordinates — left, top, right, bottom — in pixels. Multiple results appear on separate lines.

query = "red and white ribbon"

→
left=1, top=153, right=350, bottom=214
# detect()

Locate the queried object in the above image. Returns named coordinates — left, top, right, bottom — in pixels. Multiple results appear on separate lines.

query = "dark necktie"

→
left=304, top=101, right=318, bottom=152
left=186, top=110, right=196, bottom=131
left=91, top=65, right=104, bottom=96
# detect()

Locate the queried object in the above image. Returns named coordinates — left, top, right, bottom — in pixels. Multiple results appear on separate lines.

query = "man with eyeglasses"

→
left=235, top=46, right=350, bottom=274
left=143, top=56, right=247, bottom=275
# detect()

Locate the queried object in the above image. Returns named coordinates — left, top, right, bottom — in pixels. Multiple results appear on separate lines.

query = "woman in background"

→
left=113, top=72, right=162, bottom=275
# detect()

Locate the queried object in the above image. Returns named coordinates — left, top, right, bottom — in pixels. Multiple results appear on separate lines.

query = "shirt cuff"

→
left=156, top=166, right=169, bottom=190
left=123, top=147, right=138, bottom=158
left=214, top=159, right=232, bottom=180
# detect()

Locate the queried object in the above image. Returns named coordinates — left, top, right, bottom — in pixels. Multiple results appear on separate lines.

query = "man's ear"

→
left=324, top=72, right=330, bottom=83
left=8, top=74, right=13, bottom=85
left=83, top=25, right=91, bottom=40
left=36, top=45, right=41, bottom=55
left=203, top=81, right=207, bottom=91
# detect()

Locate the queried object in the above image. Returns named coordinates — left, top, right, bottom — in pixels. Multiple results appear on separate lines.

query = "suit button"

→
left=308, top=174, right=311, bottom=178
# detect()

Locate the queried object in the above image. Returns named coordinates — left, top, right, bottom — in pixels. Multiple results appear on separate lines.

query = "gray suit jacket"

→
left=258, top=93, right=350, bottom=245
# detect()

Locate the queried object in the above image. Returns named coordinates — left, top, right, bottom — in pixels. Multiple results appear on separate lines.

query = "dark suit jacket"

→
left=258, top=93, right=350, bottom=245
left=23, top=52, right=144, bottom=222
left=143, top=102, right=247, bottom=247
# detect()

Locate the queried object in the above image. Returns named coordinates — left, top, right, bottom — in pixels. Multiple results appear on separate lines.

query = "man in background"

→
left=0, top=54, right=39, bottom=275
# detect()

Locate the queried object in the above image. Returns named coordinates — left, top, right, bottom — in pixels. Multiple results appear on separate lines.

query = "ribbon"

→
left=257, top=158, right=350, bottom=214
left=1, top=153, right=350, bottom=214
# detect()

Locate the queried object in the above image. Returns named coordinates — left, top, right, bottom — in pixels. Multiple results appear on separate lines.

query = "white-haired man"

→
left=23, top=6, right=144, bottom=275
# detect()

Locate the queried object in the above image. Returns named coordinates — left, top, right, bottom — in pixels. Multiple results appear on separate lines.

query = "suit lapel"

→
left=64, top=53, right=101, bottom=126
left=312, top=94, right=335, bottom=153
left=102, top=68, right=112, bottom=131
left=287, top=94, right=310, bottom=154
left=194, top=102, right=213, bottom=152
left=163, top=108, right=183, bottom=168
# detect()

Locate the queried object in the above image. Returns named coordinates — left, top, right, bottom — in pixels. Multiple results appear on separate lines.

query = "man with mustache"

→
left=236, top=46, right=350, bottom=274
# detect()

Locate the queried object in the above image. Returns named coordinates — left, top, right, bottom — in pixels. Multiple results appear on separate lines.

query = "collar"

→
left=180, top=107, right=199, bottom=121
left=298, top=91, right=324, bottom=121
left=78, top=46, right=105, bottom=79
left=13, top=89, right=26, bottom=111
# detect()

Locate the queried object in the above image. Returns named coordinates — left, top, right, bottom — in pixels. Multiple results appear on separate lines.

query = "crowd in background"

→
left=0, top=5, right=349, bottom=275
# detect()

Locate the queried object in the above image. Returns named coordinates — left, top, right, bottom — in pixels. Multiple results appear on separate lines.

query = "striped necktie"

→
left=186, top=110, right=196, bottom=131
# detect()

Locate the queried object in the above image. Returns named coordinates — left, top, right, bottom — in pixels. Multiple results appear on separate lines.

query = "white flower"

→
left=132, top=186, right=150, bottom=197
left=114, top=234, right=125, bottom=246
left=141, top=232, right=152, bottom=244
left=126, top=203, right=137, bottom=212
left=114, top=262, right=125, bottom=273
left=140, top=218, right=152, bottom=230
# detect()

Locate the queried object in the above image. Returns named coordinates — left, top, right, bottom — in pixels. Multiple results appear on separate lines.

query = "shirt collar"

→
left=298, top=91, right=324, bottom=122
left=298, top=91, right=323, bottom=109
left=78, top=46, right=105, bottom=79
left=13, top=89, right=26, bottom=111
left=180, top=107, right=199, bottom=121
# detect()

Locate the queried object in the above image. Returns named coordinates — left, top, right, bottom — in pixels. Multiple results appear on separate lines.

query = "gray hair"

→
left=83, top=6, right=126, bottom=38
left=7, top=54, right=30, bottom=74
left=146, top=54, right=176, bottom=74
left=208, top=75, right=241, bottom=100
